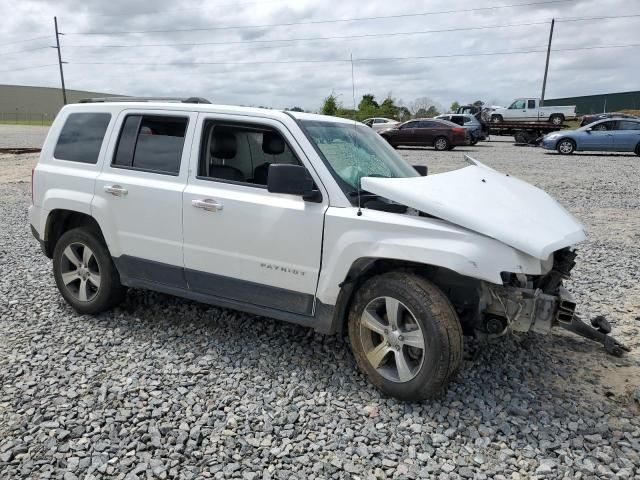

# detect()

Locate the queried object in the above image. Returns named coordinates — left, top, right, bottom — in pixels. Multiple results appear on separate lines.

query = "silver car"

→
left=541, top=118, right=640, bottom=155
left=436, top=114, right=487, bottom=144
left=363, top=117, right=400, bottom=132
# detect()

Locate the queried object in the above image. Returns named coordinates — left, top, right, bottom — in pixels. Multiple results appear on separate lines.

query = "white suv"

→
left=29, top=98, right=627, bottom=401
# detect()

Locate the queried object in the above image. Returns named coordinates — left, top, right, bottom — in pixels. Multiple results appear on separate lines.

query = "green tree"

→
left=414, top=108, right=429, bottom=118
left=378, top=95, right=399, bottom=119
left=425, top=106, right=440, bottom=118
left=358, top=94, right=379, bottom=120
left=450, top=101, right=461, bottom=113
left=397, top=106, right=411, bottom=121
left=321, top=94, right=340, bottom=116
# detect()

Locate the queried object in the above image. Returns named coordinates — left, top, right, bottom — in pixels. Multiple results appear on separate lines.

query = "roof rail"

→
left=78, top=96, right=211, bottom=104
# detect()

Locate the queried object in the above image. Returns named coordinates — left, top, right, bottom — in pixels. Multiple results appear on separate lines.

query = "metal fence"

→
left=0, top=112, right=52, bottom=126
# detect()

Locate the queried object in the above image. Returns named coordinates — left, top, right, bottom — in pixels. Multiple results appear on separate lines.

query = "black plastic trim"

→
left=112, top=255, right=336, bottom=329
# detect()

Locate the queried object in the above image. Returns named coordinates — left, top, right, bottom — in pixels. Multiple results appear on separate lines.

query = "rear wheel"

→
left=470, top=138, right=479, bottom=145
left=549, top=114, right=564, bottom=126
left=53, top=228, right=126, bottom=314
left=348, top=272, right=463, bottom=401
left=434, top=136, right=450, bottom=151
left=557, top=138, right=575, bottom=155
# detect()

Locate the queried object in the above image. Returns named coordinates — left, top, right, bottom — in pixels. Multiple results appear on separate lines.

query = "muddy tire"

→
left=52, top=228, right=126, bottom=314
left=348, top=272, right=463, bottom=401
left=491, top=114, right=503, bottom=123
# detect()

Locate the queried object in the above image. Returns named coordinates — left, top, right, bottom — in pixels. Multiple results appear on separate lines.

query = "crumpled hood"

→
left=361, top=156, right=586, bottom=260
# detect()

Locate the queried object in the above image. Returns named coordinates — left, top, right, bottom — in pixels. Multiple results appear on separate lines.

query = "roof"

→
left=62, top=101, right=358, bottom=125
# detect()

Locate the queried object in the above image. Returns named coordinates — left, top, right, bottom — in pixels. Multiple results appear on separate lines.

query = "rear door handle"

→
left=192, top=198, right=223, bottom=212
left=104, top=185, right=128, bottom=196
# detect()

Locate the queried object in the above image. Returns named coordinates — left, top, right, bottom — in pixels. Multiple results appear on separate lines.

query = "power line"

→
left=0, top=63, right=59, bottom=74
left=63, top=0, right=575, bottom=35
left=64, top=43, right=640, bottom=68
left=83, top=0, right=290, bottom=18
left=60, top=20, right=554, bottom=49
left=0, top=46, right=52, bottom=57
left=58, top=13, right=639, bottom=51
left=0, top=35, right=51, bottom=48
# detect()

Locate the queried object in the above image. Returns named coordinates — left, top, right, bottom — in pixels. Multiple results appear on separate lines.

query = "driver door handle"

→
left=192, top=198, right=223, bottom=212
left=104, top=185, right=128, bottom=196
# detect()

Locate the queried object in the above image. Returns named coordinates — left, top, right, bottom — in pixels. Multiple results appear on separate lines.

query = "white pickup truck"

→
left=490, top=98, right=576, bottom=125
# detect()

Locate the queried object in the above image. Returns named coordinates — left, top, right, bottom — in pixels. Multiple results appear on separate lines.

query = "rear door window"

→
left=617, top=121, right=640, bottom=130
left=112, top=115, right=188, bottom=175
left=54, top=112, right=111, bottom=164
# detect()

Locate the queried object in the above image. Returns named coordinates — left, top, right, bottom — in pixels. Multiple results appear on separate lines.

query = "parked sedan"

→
left=379, top=118, right=469, bottom=150
left=541, top=118, right=640, bottom=155
left=362, top=117, right=400, bottom=132
left=436, top=113, right=488, bottom=144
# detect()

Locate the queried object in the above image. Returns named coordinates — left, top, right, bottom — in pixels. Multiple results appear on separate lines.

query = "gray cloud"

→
left=1, top=0, right=638, bottom=111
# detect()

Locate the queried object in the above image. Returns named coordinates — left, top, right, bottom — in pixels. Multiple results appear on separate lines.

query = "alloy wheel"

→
left=558, top=140, right=574, bottom=154
left=59, top=242, right=101, bottom=302
left=435, top=138, right=448, bottom=151
left=359, top=296, right=425, bottom=383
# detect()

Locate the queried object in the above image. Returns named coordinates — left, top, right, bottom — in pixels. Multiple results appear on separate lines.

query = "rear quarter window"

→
left=54, top=112, right=112, bottom=164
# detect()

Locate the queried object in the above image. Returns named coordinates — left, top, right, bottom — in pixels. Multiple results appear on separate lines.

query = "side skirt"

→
left=113, top=255, right=338, bottom=334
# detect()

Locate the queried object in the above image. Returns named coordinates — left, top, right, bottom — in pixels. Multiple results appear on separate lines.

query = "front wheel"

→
left=557, top=139, right=575, bottom=155
left=491, top=115, right=503, bottom=123
left=434, top=136, right=450, bottom=151
left=348, top=272, right=463, bottom=401
left=635, top=142, right=640, bottom=156
left=52, top=228, right=126, bottom=314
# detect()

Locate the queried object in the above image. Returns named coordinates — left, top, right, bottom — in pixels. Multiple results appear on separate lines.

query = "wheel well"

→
left=43, top=210, right=105, bottom=258
left=550, top=113, right=564, bottom=119
left=557, top=137, right=576, bottom=147
left=332, top=258, right=481, bottom=336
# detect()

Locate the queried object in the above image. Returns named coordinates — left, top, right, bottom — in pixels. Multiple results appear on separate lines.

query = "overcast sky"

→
left=0, top=0, right=638, bottom=111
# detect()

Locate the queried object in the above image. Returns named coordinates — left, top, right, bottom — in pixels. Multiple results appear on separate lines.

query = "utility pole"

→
left=54, top=16, right=67, bottom=105
left=540, top=18, right=555, bottom=107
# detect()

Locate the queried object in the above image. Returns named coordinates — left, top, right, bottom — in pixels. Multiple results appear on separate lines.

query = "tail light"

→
left=452, top=127, right=465, bottom=134
left=31, top=166, right=35, bottom=204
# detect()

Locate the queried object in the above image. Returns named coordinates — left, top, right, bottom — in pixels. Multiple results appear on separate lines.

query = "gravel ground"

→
left=1, top=129, right=639, bottom=479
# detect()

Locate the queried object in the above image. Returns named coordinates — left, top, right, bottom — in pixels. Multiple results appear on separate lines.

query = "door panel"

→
left=579, top=122, right=615, bottom=150
left=612, top=121, right=640, bottom=151
left=93, top=110, right=197, bottom=285
left=182, top=115, right=327, bottom=314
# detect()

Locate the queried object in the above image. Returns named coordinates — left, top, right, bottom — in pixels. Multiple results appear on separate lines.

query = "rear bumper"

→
left=28, top=205, right=49, bottom=257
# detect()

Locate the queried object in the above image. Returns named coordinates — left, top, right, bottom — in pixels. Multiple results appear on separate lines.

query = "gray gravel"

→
left=1, top=136, right=639, bottom=479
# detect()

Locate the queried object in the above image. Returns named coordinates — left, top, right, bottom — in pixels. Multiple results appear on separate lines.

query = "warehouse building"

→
left=0, top=84, right=122, bottom=124
left=546, top=90, right=640, bottom=115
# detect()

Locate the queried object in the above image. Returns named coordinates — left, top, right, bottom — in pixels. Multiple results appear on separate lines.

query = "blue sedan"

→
left=541, top=118, right=640, bottom=155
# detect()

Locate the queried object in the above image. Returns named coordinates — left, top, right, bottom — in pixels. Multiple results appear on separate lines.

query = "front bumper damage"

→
left=482, top=283, right=630, bottom=357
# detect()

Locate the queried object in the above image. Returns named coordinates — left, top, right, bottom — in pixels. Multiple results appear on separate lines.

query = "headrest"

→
left=211, top=130, right=237, bottom=158
left=262, top=131, right=285, bottom=155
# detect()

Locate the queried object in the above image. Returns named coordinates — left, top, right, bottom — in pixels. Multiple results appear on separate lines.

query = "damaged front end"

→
left=479, top=248, right=629, bottom=356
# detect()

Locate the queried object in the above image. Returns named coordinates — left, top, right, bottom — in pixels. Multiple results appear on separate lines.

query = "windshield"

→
left=300, top=119, right=419, bottom=190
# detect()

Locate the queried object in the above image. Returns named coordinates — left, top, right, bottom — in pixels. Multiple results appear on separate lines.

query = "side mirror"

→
left=413, top=165, right=428, bottom=176
left=267, top=164, right=320, bottom=201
